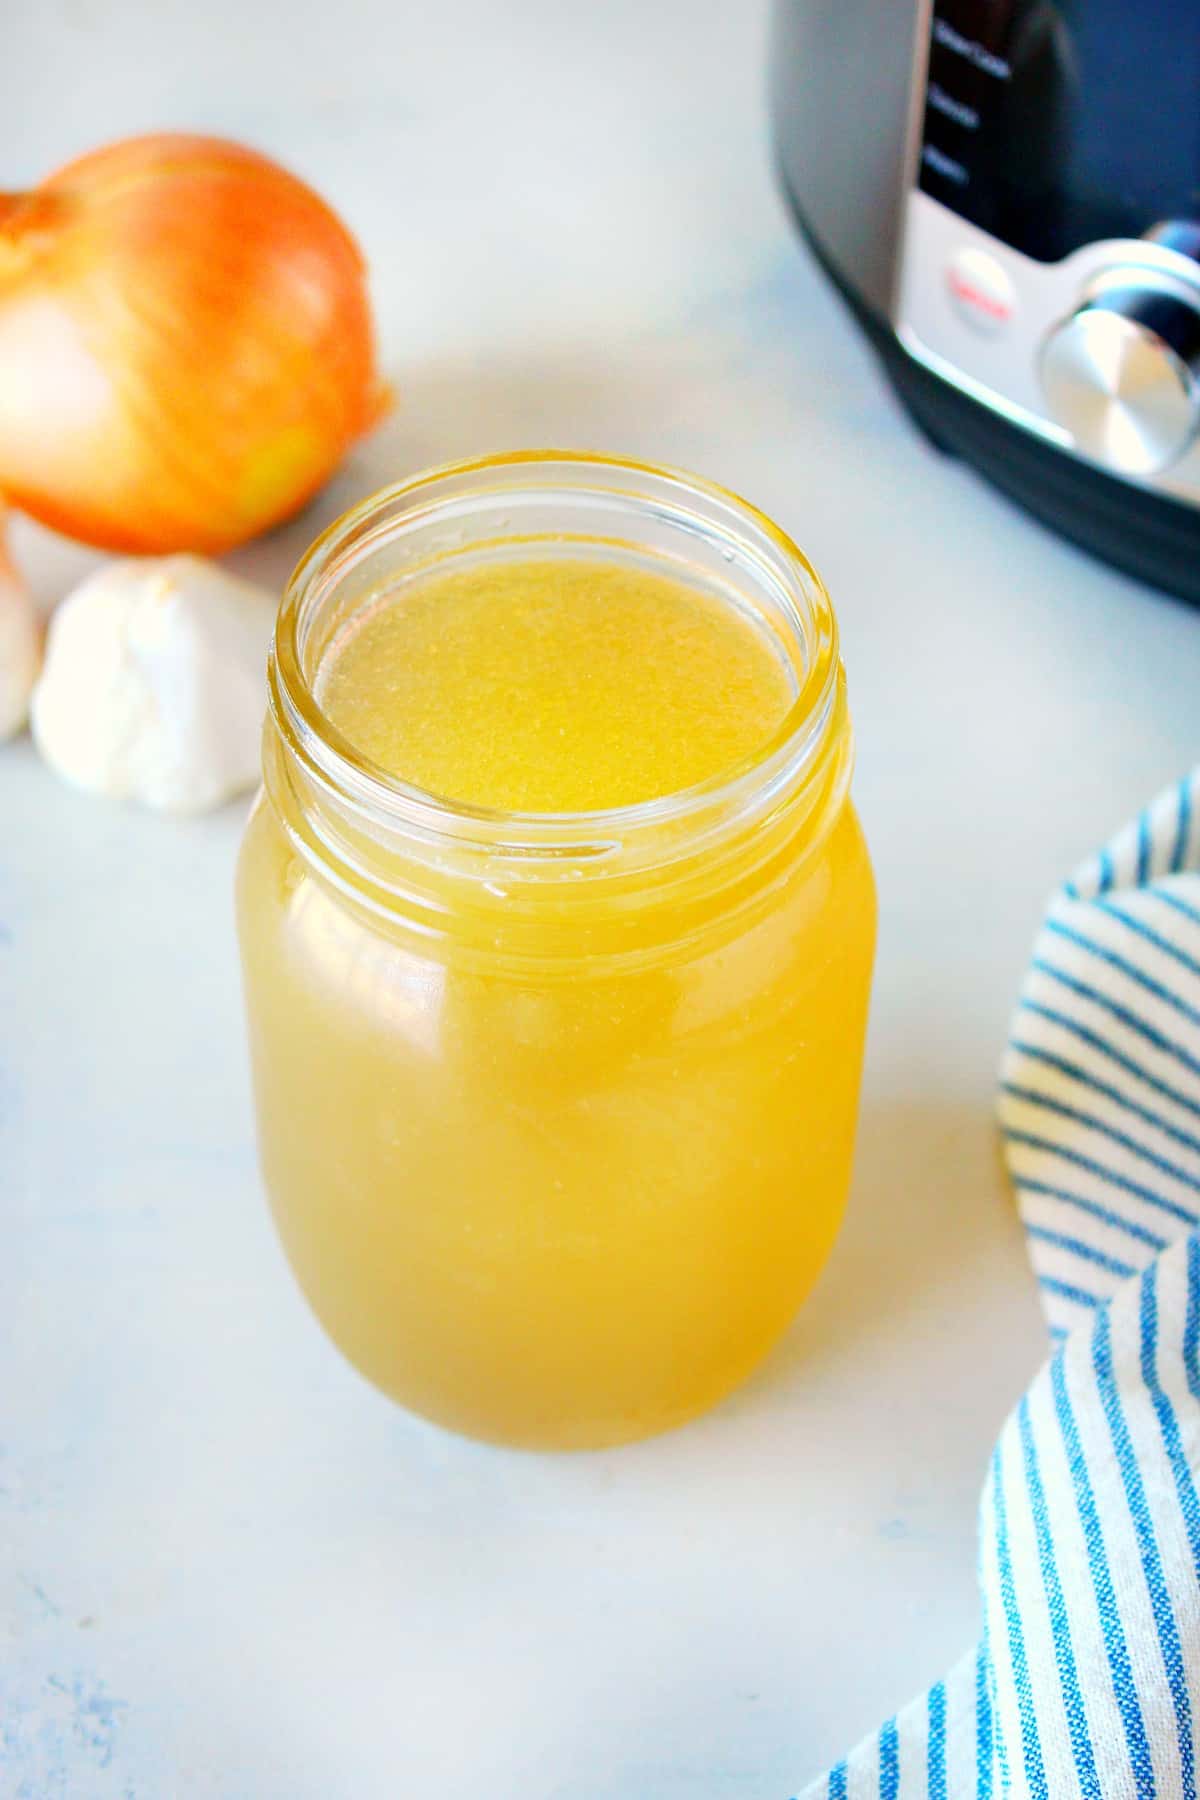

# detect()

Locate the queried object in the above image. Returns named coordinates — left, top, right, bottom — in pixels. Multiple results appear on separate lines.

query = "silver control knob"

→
left=1040, top=277, right=1200, bottom=475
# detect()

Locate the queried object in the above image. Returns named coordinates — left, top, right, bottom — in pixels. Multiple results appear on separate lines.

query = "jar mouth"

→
left=270, top=450, right=842, bottom=863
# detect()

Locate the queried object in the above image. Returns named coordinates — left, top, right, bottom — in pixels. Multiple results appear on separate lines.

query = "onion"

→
left=0, top=134, right=388, bottom=554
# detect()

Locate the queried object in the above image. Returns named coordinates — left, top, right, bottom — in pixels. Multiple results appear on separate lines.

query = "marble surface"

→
left=4, top=2, right=1200, bottom=1795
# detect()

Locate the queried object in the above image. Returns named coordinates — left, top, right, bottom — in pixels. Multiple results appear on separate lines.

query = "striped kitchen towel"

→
left=798, top=769, right=1200, bottom=1799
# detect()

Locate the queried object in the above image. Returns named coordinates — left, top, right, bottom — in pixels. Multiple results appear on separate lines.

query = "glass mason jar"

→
left=236, top=452, right=875, bottom=1449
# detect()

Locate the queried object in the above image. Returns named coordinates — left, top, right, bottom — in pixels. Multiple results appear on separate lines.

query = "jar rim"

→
left=270, top=450, right=842, bottom=863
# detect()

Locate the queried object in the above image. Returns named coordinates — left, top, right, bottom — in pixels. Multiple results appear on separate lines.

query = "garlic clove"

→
left=31, top=554, right=278, bottom=813
left=0, top=513, right=42, bottom=739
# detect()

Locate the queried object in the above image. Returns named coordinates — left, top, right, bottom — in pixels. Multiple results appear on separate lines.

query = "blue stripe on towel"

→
left=1005, top=1130, right=1199, bottom=1226
left=1140, top=1265, right=1200, bottom=1584
left=1029, top=962, right=1200, bottom=1085
left=1170, top=779, right=1192, bottom=873
left=1157, top=889, right=1200, bottom=930
left=926, top=1682, right=946, bottom=1800
left=1013, top=1179, right=1169, bottom=1252
left=976, top=1642, right=994, bottom=1799
left=1017, top=1396, right=1102, bottom=1799
left=1050, top=1353, right=1155, bottom=1797
left=990, top=1447, right=1049, bottom=1799
left=1042, top=924, right=1200, bottom=1032
left=1002, top=1083, right=1200, bottom=1191
left=1093, top=1305, right=1196, bottom=1798
left=1187, top=1238, right=1200, bottom=1398
left=1095, top=900, right=1200, bottom=982
left=1024, top=1224, right=1136, bottom=1281
left=1038, top=1274, right=1103, bottom=1308
left=880, top=1718, right=899, bottom=1800
left=1017, top=998, right=1200, bottom=1122
left=1007, top=1042, right=1200, bottom=1156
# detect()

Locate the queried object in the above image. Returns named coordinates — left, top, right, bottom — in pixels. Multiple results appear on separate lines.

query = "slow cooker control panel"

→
left=916, top=0, right=1198, bottom=266
left=895, top=0, right=1200, bottom=501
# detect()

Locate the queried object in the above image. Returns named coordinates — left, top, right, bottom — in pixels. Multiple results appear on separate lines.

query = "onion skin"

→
left=0, top=134, right=389, bottom=554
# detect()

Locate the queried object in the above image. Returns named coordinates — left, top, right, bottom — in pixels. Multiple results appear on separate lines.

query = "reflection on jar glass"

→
left=235, top=452, right=876, bottom=1448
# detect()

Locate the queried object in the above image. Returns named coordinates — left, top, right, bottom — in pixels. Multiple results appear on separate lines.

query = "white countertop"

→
left=5, top=2, right=1200, bottom=1795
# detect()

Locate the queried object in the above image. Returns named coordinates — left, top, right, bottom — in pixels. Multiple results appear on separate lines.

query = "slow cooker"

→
left=770, top=0, right=1200, bottom=604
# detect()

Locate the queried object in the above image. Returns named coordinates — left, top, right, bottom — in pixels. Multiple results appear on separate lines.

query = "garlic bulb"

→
left=0, top=510, right=40, bottom=738
left=31, top=555, right=277, bottom=813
